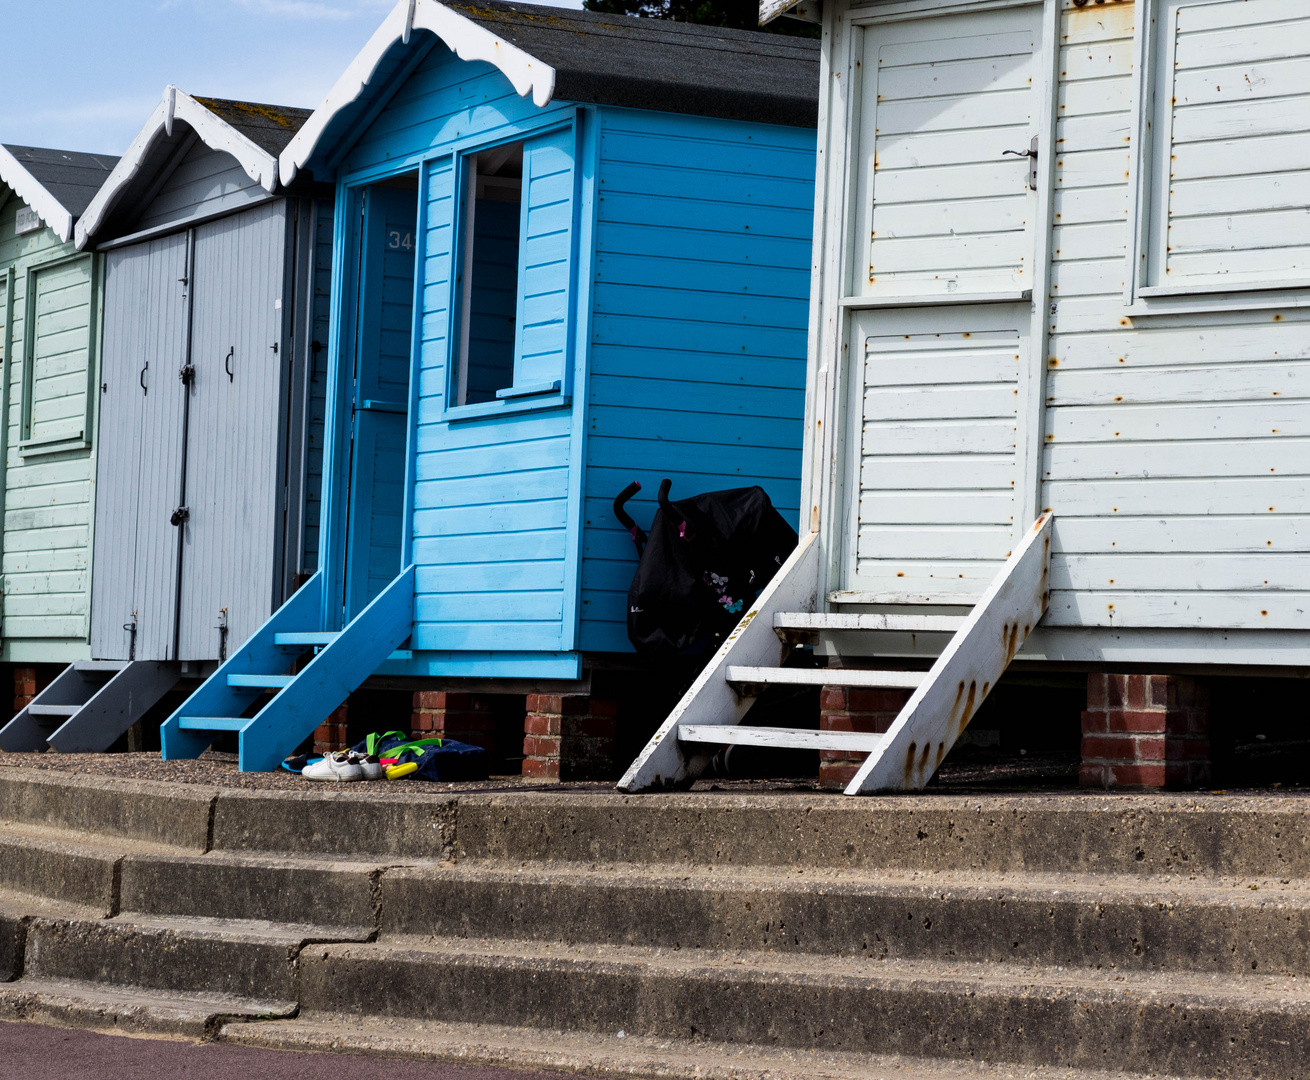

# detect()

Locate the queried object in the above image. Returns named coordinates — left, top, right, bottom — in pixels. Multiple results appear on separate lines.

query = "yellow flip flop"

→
left=385, top=761, right=418, bottom=780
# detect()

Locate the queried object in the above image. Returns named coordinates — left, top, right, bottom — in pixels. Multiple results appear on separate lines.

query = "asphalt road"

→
left=0, top=1022, right=580, bottom=1080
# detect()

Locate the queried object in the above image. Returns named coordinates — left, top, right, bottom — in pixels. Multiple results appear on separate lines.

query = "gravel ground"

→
left=4, top=744, right=1303, bottom=798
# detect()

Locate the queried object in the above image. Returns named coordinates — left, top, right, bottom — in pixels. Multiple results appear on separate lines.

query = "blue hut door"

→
left=343, top=182, right=417, bottom=619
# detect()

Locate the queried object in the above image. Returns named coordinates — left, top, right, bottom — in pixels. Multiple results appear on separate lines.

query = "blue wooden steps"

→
left=160, top=566, right=416, bottom=771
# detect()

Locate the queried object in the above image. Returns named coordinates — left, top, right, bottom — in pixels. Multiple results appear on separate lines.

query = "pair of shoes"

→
left=302, top=751, right=360, bottom=781
left=300, top=750, right=384, bottom=782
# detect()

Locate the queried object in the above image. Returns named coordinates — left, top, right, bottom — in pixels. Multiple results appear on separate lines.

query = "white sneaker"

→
left=301, top=751, right=363, bottom=781
left=349, top=751, right=384, bottom=781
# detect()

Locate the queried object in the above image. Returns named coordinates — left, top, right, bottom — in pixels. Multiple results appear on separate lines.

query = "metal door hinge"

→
left=1003, top=136, right=1039, bottom=191
left=170, top=506, right=190, bottom=526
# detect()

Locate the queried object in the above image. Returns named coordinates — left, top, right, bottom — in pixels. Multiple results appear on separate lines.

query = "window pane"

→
left=27, top=260, right=91, bottom=443
left=459, top=142, right=523, bottom=405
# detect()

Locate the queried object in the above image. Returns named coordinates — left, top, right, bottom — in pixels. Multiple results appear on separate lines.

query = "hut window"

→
left=455, top=141, right=523, bottom=406
left=20, top=254, right=94, bottom=452
left=1129, top=0, right=1310, bottom=299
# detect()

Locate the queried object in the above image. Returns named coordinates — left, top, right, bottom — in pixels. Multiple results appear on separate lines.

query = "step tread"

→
left=775, top=612, right=967, bottom=633
left=0, top=975, right=296, bottom=1034
left=680, top=724, right=885, bottom=752
left=726, top=666, right=927, bottom=690
left=223, top=1013, right=1180, bottom=1080
left=26, top=704, right=81, bottom=717
left=272, top=631, right=340, bottom=646
left=109, top=910, right=376, bottom=945
left=392, top=860, right=1310, bottom=903
left=226, top=674, right=293, bottom=689
left=71, top=660, right=130, bottom=673
left=329, top=934, right=1310, bottom=1003
left=177, top=716, right=246, bottom=731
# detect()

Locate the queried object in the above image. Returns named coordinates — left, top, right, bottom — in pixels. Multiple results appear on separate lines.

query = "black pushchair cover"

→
left=613, top=480, right=798, bottom=657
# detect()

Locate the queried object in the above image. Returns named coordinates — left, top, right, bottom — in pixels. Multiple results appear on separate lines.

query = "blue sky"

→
left=0, top=0, right=581, bottom=156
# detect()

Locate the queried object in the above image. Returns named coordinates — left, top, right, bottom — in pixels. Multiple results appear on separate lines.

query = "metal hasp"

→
left=1003, top=137, right=1039, bottom=191
left=619, top=515, right=1053, bottom=795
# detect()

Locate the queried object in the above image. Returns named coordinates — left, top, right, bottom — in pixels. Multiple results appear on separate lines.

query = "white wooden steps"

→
left=619, top=514, right=1053, bottom=796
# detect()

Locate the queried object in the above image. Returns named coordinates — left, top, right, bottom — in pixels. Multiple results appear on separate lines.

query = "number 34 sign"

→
left=386, top=229, right=414, bottom=251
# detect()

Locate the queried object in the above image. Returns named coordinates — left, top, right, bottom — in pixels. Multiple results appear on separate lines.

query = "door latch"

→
left=1003, top=136, right=1039, bottom=191
left=170, top=506, right=190, bottom=526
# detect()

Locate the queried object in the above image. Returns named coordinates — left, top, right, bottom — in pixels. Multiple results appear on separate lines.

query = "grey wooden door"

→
left=175, top=202, right=289, bottom=660
left=90, top=234, right=189, bottom=660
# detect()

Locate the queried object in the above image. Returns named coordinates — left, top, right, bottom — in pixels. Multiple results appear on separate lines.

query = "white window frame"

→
left=1125, top=0, right=1310, bottom=314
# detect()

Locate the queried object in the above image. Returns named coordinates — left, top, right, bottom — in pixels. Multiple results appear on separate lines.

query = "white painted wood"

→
left=849, top=305, right=1026, bottom=600
left=847, top=512, right=1051, bottom=793
left=279, top=0, right=556, bottom=186
left=829, top=589, right=983, bottom=605
left=1127, top=0, right=1310, bottom=297
left=76, top=88, right=279, bottom=249
left=0, top=146, right=75, bottom=243
left=726, top=666, right=927, bottom=691
left=618, top=532, right=820, bottom=793
left=680, top=725, right=887, bottom=752
left=774, top=612, right=967, bottom=632
left=850, top=5, right=1043, bottom=301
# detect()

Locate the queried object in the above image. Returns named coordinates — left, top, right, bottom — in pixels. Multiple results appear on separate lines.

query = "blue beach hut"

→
left=162, top=0, right=818, bottom=771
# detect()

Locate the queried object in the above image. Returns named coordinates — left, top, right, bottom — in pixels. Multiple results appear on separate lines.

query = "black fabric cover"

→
left=626, top=485, right=797, bottom=657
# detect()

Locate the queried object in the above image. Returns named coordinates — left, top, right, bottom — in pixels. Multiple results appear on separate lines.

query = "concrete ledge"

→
left=0, top=830, right=122, bottom=914
left=453, top=792, right=1310, bottom=877
left=119, top=851, right=387, bottom=929
left=219, top=1013, right=1186, bottom=1080
left=23, top=915, right=331, bottom=1002
left=0, top=770, right=215, bottom=851
left=210, top=789, right=457, bottom=858
left=0, top=976, right=295, bottom=1039
left=298, top=938, right=1310, bottom=1080
left=381, top=863, right=1310, bottom=975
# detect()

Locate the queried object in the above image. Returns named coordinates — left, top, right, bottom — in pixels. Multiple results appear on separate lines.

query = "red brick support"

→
left=1080, top=674, right=1211, bottom=789
left=818, top=686, right=913, bottom=790
left=312, top=704, right=349, bottom=756
left=411, top=691, right=496, bottom=753
left=13, top=667, right=56, bottom=718
left=523, top=694, right=619, bottom=781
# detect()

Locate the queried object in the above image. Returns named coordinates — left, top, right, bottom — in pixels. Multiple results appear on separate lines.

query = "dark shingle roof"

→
left=1, top=145, right=119, bottom=219
left=451, top=1, right=819, bottom=127
left=190, top=98, right=314, bottom=157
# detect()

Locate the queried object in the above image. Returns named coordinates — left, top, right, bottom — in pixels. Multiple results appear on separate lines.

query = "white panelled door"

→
left=852, top=4, right=1043, bottom=300
left=842, top=4, right=1044, bottom=601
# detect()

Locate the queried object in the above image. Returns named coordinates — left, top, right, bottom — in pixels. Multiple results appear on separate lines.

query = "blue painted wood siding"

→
left=578, top=108, right=815, bottom=653
left=340, top=45, right=582, bottom=654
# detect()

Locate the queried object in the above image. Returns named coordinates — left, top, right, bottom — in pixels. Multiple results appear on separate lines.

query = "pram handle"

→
left=613, top=480, right=647, bottom=554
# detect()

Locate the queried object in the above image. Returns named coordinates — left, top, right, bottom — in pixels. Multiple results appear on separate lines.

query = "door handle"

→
left=224, top=346, right=234, bottom=383
left=139, top=361, right=149, bottom=395
left=1003, top=137, right=1039, bottom=192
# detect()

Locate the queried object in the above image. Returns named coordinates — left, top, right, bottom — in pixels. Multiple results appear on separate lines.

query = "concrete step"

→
left=119, top=849, right=429, bottom=928
left=0, top=887, right=108, bottom=983
left=380, top=861, right=1310, bottom=977
left=222, top=1012, right=1186, bottom=1080
left=23, top=912, right=371, bottom=1003
left=450, top=792, right=1310, bottom=878
left=0, top=975, right=295, bottom=1039
left=0, top=825, right=142, bottom=914
left=0, top=768, right=214, bottom=851
left=299, top=935, right=1310, bottom=1080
